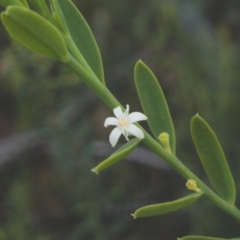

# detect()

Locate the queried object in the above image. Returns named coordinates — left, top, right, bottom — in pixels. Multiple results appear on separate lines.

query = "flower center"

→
left=118, top=117, right=128, bottom=127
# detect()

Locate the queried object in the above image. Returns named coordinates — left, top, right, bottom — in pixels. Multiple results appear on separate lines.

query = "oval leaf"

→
left=56, top=0, right=105, bottom=84
left=1, top=6, right=68, bottom=61
left=91, top=138, right=141, bottom=174
left=178, top=236, right=240, bottom=240
left=134, top=60, right=176, bottom=154
left=191, top=114, right=236, bottom=204
left=132, top=192, right=202, bottom=218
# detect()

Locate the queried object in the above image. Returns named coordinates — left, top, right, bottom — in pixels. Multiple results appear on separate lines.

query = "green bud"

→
left=158, top=132, right=172, bottom=154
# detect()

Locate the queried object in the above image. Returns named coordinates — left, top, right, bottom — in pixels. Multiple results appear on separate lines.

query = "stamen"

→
left=118, top=118, right=128, bottom=127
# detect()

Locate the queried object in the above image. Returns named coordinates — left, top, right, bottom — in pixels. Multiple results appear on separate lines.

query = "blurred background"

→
left=0, top=0, right=240, bottom=239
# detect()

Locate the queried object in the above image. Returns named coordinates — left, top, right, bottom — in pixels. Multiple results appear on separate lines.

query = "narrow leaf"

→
left=19, top=0, right=28, bottom=7
left=28, top=0, right=43, bottom=12
left=134, top=60, right=176, bottom=154
left=50, top=0, right=70, bottom=35
left=56, top=0, right=105, bottom=83
left=91, top=138, right=141, bottom=174
left=132, top=192, right=202, bottom=218
left=178, top=236, right=240, bottom=240
left=1, top=6, right=68, bottom=62
left=28, top=0, right=46, bottom=15
left=191, top=114, right=236, bottom=204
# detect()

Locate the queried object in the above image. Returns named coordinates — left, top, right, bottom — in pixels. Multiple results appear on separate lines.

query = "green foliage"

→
left=91, top=138, right=141, bottom=174
left=1, top=6, right=68, bottom=61
left=28, top=0, right=51, bottom=18
left=1, top=0, right=240, bottom=239
left=19, top=0, right=28, bottom=7
left=191, top=114, right=236, bottom=204
left=55, top=0, right=105, bottom=83
left=134, top=60, right=176, bottom=154
left=50, top=0, right=70, bottom=35
left=132, top=192, right=202, bottom=218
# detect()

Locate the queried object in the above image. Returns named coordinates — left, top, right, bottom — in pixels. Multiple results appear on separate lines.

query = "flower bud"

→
left=159, top=132, right=172, bottom=154
left=186, top=179, right=202, bottom=192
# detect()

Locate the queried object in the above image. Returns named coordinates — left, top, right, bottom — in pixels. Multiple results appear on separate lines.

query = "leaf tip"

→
left=193, top=113, right=201, bottom=118
left=91, top=167, right=99, bottom=175
left=135, top=59, right=146, bottom=69
left=131, top=213, right=137, bottom=219
left=191, top=113, right=201, bottom=124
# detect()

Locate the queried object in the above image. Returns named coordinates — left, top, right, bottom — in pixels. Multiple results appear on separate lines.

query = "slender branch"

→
left=142, top=133, right=240, bottom=222
left=66, top=53, right=240, bottom=223
left=67, top=54, right=120, bottom=109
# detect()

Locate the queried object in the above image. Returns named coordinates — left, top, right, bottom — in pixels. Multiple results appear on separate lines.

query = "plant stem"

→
left=67, top=54, right=120, bottom=109
left=142, top=132, right=240, bottom=222
left=67, top=54, right=240, bottom=223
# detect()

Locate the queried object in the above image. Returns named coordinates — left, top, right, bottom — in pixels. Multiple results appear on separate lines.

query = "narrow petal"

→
left=109, top=127, right=122, bottom=147
left=128, top=112, right=147, bottom=123
left=113, top=106, right=123, bottom=118
left=127, top=124, right=144, bottom=139
left=104, top=117, right=118, bottom=127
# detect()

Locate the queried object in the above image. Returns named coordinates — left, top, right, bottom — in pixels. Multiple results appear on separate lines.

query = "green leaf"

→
left=1, top=6, right=68, bottom=62
left=178, top=236, right=240, bottom=240
left=28, top=0, right=46, bottom=15
left=191, top=114, right=236, bottom=204
left=56, top=0, right=105, bottom=84
left=134, top=60, right=176, bottom=154
left=131, top=192, right=202, bottom=218
left=28, top=0, right=42, bottom=11
left=28, top=0, right=52, bottom=22
left=19, top=0, right=28, bottom=8
left=0, top=0, right=24, bottom=7
left=91, top=138, right=141, bottom=174
left=50, top=0, right=70, bottom=35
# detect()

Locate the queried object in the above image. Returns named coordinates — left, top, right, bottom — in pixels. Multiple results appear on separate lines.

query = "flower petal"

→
left=104, top=117, right=118, bottom=127
left=127, top=124, right=144, bottom=139
left=109, top=127, right=122, bottom=147
left=113, top=106, right=123, bottom=118
left=128, top=112, right=147, bottom=123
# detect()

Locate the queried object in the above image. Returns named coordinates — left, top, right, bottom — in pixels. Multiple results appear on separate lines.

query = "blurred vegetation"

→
left=0, top=0, right=240, bottom=239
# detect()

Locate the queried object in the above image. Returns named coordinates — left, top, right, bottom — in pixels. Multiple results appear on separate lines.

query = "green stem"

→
left=66, top=54, right=240, bottom=223
left=67, top=54, right=119, bottom=109
left=142, top=132, right=240, bottom=222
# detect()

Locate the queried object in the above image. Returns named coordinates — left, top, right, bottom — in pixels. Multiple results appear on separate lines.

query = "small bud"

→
left=186, top=179, right=202, bottom=192
left=158, top=132, right=172, bottom=154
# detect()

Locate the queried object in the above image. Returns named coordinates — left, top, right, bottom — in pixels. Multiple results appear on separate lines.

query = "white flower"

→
left=104, top=105, right=147, bottom=147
